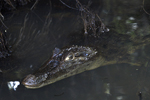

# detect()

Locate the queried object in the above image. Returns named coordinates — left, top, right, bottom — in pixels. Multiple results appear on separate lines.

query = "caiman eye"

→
left=65, top=52, right=74, bottom=61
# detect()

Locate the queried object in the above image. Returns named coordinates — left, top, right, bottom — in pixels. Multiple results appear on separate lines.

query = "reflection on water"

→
left=0, top=0, right=150, bottom=100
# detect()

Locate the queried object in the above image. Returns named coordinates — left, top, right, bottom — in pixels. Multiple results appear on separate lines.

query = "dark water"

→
left=0, top=0, right=150, bottom=100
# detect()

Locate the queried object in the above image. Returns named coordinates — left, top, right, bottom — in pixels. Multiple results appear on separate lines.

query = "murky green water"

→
left=0, top=0, right=150, bottom=100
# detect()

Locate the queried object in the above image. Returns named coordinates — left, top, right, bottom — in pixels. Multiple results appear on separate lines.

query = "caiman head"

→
left=22, top=46, right=97, bottom=89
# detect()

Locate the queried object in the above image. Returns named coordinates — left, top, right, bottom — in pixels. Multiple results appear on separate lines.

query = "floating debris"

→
left=7, top=81, right=20, bottom=91
left=116, top=96, right=123, bottom=100
left=104, top=83, right=111, bottom=95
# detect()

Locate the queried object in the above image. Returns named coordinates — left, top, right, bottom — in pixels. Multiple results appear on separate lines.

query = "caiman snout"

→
left=22, top=46, right=97, bottom=89
left=22, top=74, right=37, bottom=88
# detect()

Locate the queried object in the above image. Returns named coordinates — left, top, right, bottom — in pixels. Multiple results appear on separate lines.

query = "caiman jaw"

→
left=22, top=73, right=49, bottom=89
left=22, top=74, right=40, bottom=89
left=22, top=46, right=97, bottom=89
left=22, top=74, right=35, bottom=88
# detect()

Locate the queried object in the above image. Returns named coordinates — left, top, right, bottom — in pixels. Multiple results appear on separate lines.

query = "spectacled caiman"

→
left=22, top=32, right=150, bottom=89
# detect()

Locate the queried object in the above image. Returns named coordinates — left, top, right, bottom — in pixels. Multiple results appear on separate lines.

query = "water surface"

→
left=0, top=0, right=150, bottom=100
